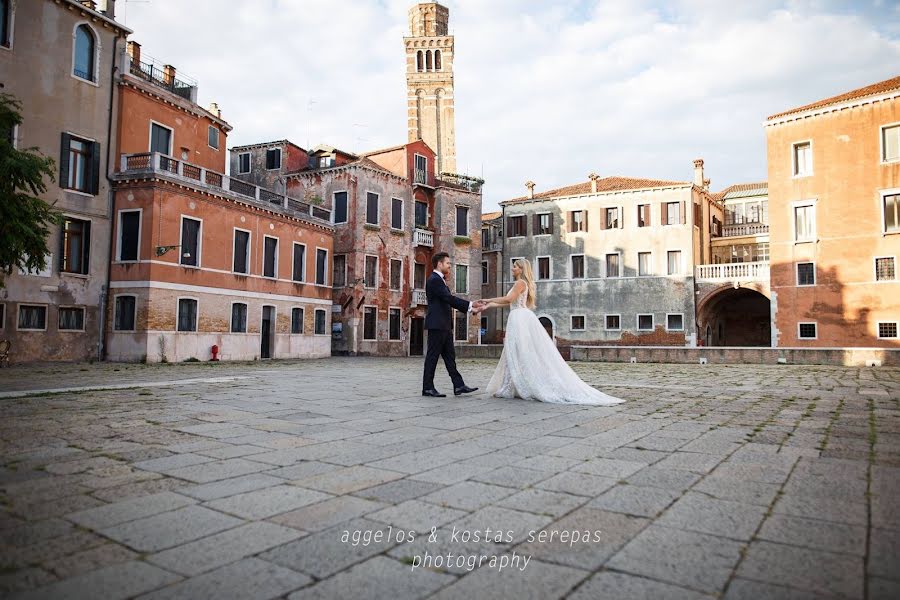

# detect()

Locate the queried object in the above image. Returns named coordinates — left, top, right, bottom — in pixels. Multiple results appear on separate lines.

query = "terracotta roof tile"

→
left=501, top=176, right=689, bottom=205
left=767, top=75, right=900, bottom=120
left=481, top=211, right=502, bottom=221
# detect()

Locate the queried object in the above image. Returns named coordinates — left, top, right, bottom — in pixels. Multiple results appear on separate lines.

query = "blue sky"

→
left=123, top=0, right=900, bottom=211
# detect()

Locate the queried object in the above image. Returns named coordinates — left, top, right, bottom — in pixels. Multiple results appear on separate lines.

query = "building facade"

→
left=766, top=76, right=900, bottom=347
left=0, top=0, right=129, bottom=362
left=480, top=211, right=504, bottom=343
left=108, top=47, right=334, bottom=362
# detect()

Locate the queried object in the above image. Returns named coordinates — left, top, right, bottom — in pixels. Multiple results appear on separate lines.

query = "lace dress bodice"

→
left=510, top=286, right=529, bottom=310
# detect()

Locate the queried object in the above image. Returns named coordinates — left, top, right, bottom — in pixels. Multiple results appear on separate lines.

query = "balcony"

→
left=412, top=289, right=427, bottom=306
left=696, top=261, right=770, bottom=282
left=722, top=223, right=769, bottom=237
left=439, top=172, right=485, bottom=194
left=413, top=168, right=433, bottom=187
left=117, top=152, right=331, bottom=225
left=413, top=228, right=434, bottom=247
left=128, top=56, right=196, bottom=102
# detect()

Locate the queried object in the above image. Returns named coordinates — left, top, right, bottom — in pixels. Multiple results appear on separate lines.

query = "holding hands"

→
left=472, top=300, right=490, bottom=314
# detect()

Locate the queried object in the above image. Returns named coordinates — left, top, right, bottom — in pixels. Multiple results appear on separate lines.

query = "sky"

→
left=121, top=0, right=900, bottom=211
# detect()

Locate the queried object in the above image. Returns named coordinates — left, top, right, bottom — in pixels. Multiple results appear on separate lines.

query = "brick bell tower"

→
left=404, top=2, right=456, bottom=175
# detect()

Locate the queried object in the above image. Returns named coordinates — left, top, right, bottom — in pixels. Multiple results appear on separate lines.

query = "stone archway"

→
left=538, top=316, right=554, bottom=339
left=697, top=286, right=771, bottom=347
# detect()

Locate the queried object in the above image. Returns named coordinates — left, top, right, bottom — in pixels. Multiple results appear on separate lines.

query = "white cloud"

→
left=123, top=0, right=900, bottom=210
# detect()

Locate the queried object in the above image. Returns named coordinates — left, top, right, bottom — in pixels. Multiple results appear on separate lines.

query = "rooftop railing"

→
left=128, top=56, right=197, bottom=101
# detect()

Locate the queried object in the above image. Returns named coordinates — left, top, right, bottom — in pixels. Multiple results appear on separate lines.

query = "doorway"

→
left=261, top=305, right=275, bottom=359
left=539, top=316, right=554, bottom=339
left=410, top=318, right=424, bottom=356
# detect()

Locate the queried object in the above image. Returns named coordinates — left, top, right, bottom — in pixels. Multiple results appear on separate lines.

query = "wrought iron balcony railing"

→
left=128, top=57, right=196, bottom=101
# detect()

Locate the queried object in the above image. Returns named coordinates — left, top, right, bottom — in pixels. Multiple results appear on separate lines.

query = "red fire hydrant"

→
left=211, top=344, right=220, bottom=361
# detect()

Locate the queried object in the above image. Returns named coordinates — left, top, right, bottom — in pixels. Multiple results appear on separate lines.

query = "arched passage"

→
left=538, top=316, right=553, bottom=339
left=698, top=286, right=771, bottom=347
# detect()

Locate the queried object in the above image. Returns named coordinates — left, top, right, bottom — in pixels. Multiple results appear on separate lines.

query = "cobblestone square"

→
left=1, top=358, right=898, bottom=599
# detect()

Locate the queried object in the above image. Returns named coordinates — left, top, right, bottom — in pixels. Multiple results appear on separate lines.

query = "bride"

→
left=479, top=259, right=624, bottom=406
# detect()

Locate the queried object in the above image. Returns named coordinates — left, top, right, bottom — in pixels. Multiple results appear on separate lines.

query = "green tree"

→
left=0, top=93, right=61, bottom=287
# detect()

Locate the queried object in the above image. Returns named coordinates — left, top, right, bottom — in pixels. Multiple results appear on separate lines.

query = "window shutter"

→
left=680, top=201, right=686, bottom=225
left=548, top=213, right=553, bottom=233
left=59, top=133, right=71, bottom=188
left=58, top=220, right=67, bottom=273
left=660, top=202, right=666, bottom=225
left=600, top=209, right=607, bottom=230
left=507, top=216, right=514, bottom=235
left=532, top=213, right=539, bottom=235
left=619, top=206, right=625, bottom=229
left=83, top=220, right=92, bottom=271
left=583, top=210, right=588, bottom=231
left=90, top=141, right=101, bottom=195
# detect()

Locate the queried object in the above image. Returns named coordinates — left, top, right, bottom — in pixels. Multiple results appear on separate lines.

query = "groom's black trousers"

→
left=423, top=329, right=465, bottom=391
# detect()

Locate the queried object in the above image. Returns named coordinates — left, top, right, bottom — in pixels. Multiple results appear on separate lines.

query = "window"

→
left=666, top=313, right=684, bottom=331
left=149, top=122, right=172, bottom=156
left=665, top=202, right=681, bottom=225
left=333, top=254, right=347, bottom=287
left=455, top=311, right=468, bottom=341
left=208, top=126, right=219, bottom=150
left=363, top=306, right=377, bottom=340
left=414, top=263, right=426, bottom=289
left=480, top=316, right=488, bottom=332
left=571, top=315, right=585, bottom=331
left=392, top=198, right=403, bottom=230
left=61, top=218, right=91, bottom=275
left=1, top=0, right=11, bottom=48
left=233, top=230, right=250, bottom=274
left=315, top=249, right=327, bottom=285
left=798, top=322, right=817, bottom=339
left=456, top=206, right=469, bottom=237
left=58, top=307, right=84, bottom=331
left=415, top=201, right=428, bottom=228
left=878, top=322, right=898, bottom=339
left=332, top=191, right=348, bottom=224
left=797, top=262, right=816, bottom=286
left=180, top=217, right=201, bottom=267
left=390, top=259, right=402, bottom=291
left=365, top=255, right=378, bottom=288
left=605, top=207, right=619, bottom=229
left=455, top=264, right=468, bottom=294
left=73, top=24, right=95, bottom=82
left=884, top=193, right=899, bottom=233
left=61, top=133, right=99, bottom=194
left=638, top=314, right=654, bottom=331
left=117, top=211, right=140, bottom=261
left=263, top=237, right=278, bottom=278
left=414, top=154, right=428, bottom=184
left=292, top=243, right=305, bottom=282
left=605, top=314, right=620, bottom=331
left=177, top=299, right=198, bottom=332
left=638, top=204, right=650, bottom=227
left=114, top=296, right=136, bottom=331
left=507, top=215, right=526, bottom=237
left=291, top=307, right=304, bottom=334
left=537, top=257, right=550, bottom=280
left=366, top=192, right=379, bottom=225
left=389, top=308, right=401, bottom=340
left=237, top=152, right=250, bottom=174
left=570, top=210, right=587, bottom=232
left=265, top=148, right=281, bottom=170
left=605, top=253, right=619, bottom=278
left=793, top=142, right=812, bottom=176
left=571, top=255, right=585, bottom=279
left=231, top=303, right=248, bottom=333
left=18, top=305, right=46, bottom=330
left=535, top=213, right=552, bottom=236
left=315, top=309, right=326, bottom=335
left=875, top=257, right=896, bottom=281
left=481, top=260, right=489, bottom=285
left=638, top=252, right=652, bottom=276
left=794, top=204, right=816, bottom=241
left=883, top=125, right=900, bottom=162
left=667, top=250, right=681, bottom=275
left=0, top=303, right=4, bottom=330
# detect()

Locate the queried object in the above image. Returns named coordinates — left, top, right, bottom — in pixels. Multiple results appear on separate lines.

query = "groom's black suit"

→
left=423, top=270, right=471, bottom=391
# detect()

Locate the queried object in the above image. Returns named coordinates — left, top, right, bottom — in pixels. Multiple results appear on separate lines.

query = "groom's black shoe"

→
left=422, top=389, right=447, bottom=397
left=454, top=385, right=478, bottom=396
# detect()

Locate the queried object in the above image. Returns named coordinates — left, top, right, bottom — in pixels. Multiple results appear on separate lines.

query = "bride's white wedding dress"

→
left=486, top=287, right=625, bottom=406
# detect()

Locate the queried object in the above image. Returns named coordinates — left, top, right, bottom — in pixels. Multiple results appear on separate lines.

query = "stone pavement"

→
left=0, top=357, right=898, bottom=599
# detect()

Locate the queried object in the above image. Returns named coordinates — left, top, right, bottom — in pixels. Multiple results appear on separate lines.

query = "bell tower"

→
left=404, top=2, right=456, bottom=175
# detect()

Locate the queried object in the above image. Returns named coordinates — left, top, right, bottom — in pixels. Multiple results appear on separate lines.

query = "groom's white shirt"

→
left=433, top=269, right=474, bottom=312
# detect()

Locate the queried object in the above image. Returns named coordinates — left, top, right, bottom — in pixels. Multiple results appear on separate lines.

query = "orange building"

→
left=767, top=76, right=900, bottom=347
left=107, top=45, right=334, bottom=362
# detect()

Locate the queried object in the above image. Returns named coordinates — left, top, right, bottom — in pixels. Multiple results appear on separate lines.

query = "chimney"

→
left=162, top=64, right=176, bottom=86
left=588, top=172, right=599, bottom=193
left=97, top=0, right=116, bottom=18
left=693, top=159, right=705, bottom=187
left=80, top=1, right=97, bottom=10
left=126, top=41, right=141, bottom=67
left=525, top=181, right=535, bottom=199
left=208, top=102, right=221, bottom=118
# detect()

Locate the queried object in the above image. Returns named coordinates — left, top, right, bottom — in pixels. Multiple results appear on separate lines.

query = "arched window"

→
left=73, top=24, right=95, bottom=81
left=434, top=49, right=441, bottom=70
left=425, top=49, right=433, bottom=71
left=0, top=0, right=11, bottom=48
left=416, top=50, right=423, bottom=72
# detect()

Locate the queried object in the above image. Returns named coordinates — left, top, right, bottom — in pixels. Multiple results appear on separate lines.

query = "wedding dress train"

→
left=486, top=288, right=624, bottom=406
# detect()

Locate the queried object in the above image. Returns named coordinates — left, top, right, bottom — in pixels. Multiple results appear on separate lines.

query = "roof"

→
left=501, top=176, right=689, bottom=205
left=482, top=211, right=502, bottom=221
left=230, top=139, right=305, bottom=152
left=310, top=144, right=357, bottom=157
left=767, top=75, right=900, bottom=120
left=287, top=156, right=398, bottom=179
left=712, top=181, right=768, bottom=202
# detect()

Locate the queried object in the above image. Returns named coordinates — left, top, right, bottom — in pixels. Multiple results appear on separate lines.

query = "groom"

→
left=422, top=252, right=484, bottom=397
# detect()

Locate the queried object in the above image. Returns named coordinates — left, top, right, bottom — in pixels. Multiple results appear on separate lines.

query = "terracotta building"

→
left=766, top=75, right=900, bottom=347
left=0, top=0, right=129, bottom=362
left=107, top=47, right=334, bottom=362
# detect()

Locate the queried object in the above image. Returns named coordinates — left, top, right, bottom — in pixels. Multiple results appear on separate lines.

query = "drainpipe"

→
left=99, top=36, right=121, bottom=361
left=500, top=203, right=506, bottom=337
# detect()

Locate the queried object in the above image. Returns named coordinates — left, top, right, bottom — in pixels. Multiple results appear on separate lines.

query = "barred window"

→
left=878, top=322, right=898, bottom=339
left=798, top=323, right=817, bottom=339
left=875, top=257, right=896, bottom=281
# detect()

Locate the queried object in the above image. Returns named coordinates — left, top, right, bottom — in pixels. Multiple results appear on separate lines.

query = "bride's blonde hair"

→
left=513, top=259, right=537, bottom=309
